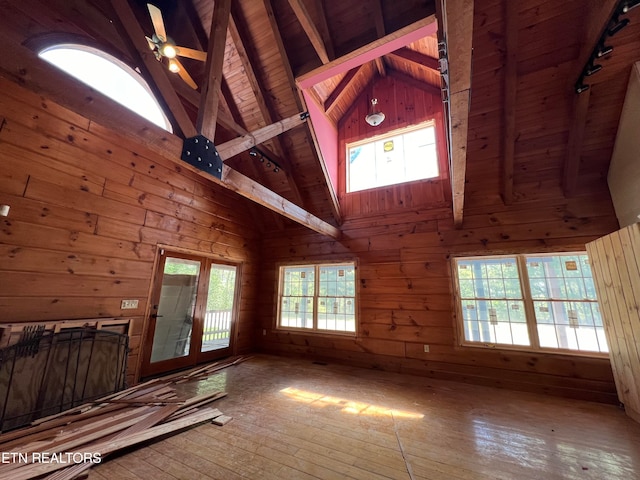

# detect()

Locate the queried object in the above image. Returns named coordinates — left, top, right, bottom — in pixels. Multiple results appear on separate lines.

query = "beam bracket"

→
left=300, top=111, right=310, bottom=120
left=181, top=135, right=223, bottom=179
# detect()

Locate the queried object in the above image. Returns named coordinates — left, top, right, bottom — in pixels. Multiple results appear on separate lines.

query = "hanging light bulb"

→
left=365, top=98, right=385, bottom=127
left=168, top=59, right=180, bottom=73
left=161, top=43, right=177, bottom=59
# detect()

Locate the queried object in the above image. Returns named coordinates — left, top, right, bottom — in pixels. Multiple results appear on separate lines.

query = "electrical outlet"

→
left=121, top=299, right=139, bottom=310
left=262, top=329, right=267, bottom=336
left=423, top=344, right=430, bottom=353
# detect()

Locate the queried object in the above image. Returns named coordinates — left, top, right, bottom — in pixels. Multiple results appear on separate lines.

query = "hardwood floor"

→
left=88, top=355, right=640, bottom=480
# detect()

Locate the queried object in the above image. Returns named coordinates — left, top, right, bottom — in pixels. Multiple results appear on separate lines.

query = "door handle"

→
left=151, top=314, right=164, bottom=318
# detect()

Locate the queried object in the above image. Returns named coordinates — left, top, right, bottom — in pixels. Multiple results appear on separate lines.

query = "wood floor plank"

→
left=87, top=355, right=640, bottom=480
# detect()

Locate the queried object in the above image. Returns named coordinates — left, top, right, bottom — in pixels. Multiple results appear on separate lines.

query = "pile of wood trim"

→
left=0, top=356, right=250, bottom=480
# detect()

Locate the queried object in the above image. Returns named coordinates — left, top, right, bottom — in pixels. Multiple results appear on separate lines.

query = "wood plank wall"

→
left=587, top=224, right=640, bottom=422
left=256, top=68, right=622, bottom=404
left=0, top=77, right=261, bottom=384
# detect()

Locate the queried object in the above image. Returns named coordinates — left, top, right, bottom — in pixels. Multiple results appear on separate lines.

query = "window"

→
left=278, top=262, right=356, bottom=334
left=454, top=253, right=607, bottom=355
left=38, top=44, right=172, bottom=132
left=347, top=122, right=438, bottom=193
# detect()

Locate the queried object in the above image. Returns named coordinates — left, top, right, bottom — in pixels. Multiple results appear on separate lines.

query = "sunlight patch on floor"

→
left=280, top=387, right=424, bottom=419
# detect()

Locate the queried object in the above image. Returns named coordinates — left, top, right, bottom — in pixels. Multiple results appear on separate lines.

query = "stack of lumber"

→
left=0, top=356, right=249, bottom=480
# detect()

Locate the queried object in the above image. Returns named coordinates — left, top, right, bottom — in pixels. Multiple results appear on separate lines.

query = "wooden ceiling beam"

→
left=312, top=0, right=335, bottom=61
left=263, top=0, right=342, bottom=224
left=196, top=0, right=232, bottom=141
left=0, top=40, right=339, bottom=239
left=228, top=14, right=273, bottom=130
left=387, top=69, right=441, bottom=97
left=372, top=0, right=387, bottom=76
left=216, top=113, right=309, bottom=160
left=388, top=47, right=440, bottom=73
left=501, top=0, right=518, bottom=205
left=441, top=0, right=474, bottom=228
left=374, top=57, right=387, bottom=77
left=324, top=66, right=362, bottom=114
left=110, top=0, right=197, bottom=138
left=372, top=0, right=386, bottom=38
left=297, top=16, right=437, bottom=88
left=170, top=69, right=300, bottom=196
left=570, top=0, right=620, bottom=89
left=220, top=167, right=339, bottom=238
left=228, top=5, right=305, bottom=206
left=287, top=0, right=331, bottom=64
left=563, top=88, right=591, bottom=197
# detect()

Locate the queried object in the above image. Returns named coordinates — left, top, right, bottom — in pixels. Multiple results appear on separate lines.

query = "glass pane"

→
left=347, top=125, right=439, bottom=193
left=280, top=296, right=314, bottom=328
left=282, top=266, right=315, bottom=296
left=526, top=254, right=593, bottom=301
left=151, top=257, right=200, bottom=363
left=460, top=299, right=529, bottom=346
left=318, top=265, right=356, bottom=333
left=280, top=266, right=315, bottom=329
left=533, top=300, right=606, bottom=353
left=39, top=44, right=171, bottom=131
left=201, top=264, right=237, bottom=353
left=456, top=258, right=521, bottom=300
left=527, top=254, right=605, bottom=353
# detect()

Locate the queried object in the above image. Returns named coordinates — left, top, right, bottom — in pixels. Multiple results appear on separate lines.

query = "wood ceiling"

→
left=0, top=0, right=639, bottom=234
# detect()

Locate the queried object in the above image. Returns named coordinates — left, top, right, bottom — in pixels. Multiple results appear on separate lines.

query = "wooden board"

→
left=587, top=224, right=640, bottom=423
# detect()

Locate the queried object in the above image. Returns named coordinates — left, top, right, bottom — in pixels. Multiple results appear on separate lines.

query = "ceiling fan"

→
left=145, top=3, right=206, bottom=89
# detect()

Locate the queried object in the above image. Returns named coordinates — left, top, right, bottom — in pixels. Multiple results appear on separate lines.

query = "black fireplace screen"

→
left=0, top=327, right=128, bottom=431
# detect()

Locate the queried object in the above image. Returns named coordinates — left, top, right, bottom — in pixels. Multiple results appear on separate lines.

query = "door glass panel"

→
left=202, top=264, right=237, bottom=352
left=150, top=257, right=200, bottom=363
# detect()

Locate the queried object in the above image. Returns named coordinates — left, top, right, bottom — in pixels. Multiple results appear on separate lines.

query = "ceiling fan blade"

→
left=145, top=36, right=156, bottom=51
left=175, top=46, right=207, bottom=62
left=174, top=59, right=198, bottom=90
left=147, top=3, right=167, bottom=42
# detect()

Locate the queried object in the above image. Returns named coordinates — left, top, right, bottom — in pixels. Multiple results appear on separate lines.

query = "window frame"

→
left=276, top=260, right=358, bottom=336
left=345, top=121, right=440, bottom=194
left=452, top=252, right=608, bottom=358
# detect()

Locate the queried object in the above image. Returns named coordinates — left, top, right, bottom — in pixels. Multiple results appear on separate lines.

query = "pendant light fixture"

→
left=365, top=98, right=385, bottom=127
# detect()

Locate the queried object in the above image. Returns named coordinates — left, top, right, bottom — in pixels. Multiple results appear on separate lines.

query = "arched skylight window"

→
left=39, top=44, right=172, bottom=132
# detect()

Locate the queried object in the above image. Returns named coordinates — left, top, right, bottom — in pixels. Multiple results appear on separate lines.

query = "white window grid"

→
left=454, top=253, right=607, bottom=355
left=278, top=263, right=356, bottom=334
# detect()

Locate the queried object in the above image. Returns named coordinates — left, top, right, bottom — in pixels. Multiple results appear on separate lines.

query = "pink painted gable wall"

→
left=304, top=89, right=339, bottom=192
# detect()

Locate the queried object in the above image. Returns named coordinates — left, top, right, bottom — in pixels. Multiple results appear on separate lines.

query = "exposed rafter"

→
left=296, top=16, right=437, bottom=89
left=196, top=0, right=232, bottom=141
left=263, top=0, right=342, bottom=224
left=372, top=0, right=386, bottom=38
left=110, top=0, right=197, bottom=138
left=228, top=14, right=272, bottom=129
left=324, top=66, right=362, bottom=114
left=387, top=69, right=441, bottom=97
left=216, top=113, right=309, bottom=160
left=372, top=0, right=387, bottom=76
left=570, top=0, right=620, bottom=90
left=441, top=0, right=474, bottom=228
left=387, top=47, right=439, bottom=73
left=311, top=0, right=335, bottom=61
left=287, top=0, right=331, bottom=64
left=0, top=38, right=341, bottom=238
left=501, top=0, right=518, bottom=205
left=563, top=88, right=591, bottom=197
left=228, top=6, right=305, bottom=206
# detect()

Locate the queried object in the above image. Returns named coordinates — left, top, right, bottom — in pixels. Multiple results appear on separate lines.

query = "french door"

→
left=141, top=250, right=240, bottom=377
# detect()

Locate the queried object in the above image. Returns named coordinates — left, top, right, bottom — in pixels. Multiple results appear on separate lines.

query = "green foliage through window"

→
left=454, top=253, right=607, bottom=354
left=279, top=263, right=356, bottom=333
